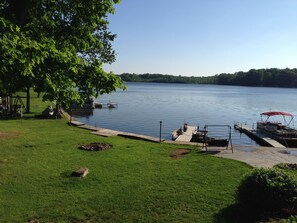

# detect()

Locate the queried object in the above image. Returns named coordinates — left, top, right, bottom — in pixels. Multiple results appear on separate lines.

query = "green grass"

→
left=0, top=95, right=254, bottom=222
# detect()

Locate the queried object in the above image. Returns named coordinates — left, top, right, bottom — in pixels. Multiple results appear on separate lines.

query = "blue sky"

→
left=103, top=0, right=297, bottom=76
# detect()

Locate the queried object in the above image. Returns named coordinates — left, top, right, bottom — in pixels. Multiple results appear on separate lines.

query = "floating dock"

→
left=173, top=125, right=233, bottom=151
left=174, top=126, right=197, bottom=142
left=234, top=123, right=286, bottom=148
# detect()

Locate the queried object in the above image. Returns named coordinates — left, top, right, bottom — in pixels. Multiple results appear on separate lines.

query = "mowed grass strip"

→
left=0, top=95, right=251, bottom=223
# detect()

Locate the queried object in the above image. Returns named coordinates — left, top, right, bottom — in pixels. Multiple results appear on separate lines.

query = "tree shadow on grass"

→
left=21, top=115, right=40, bottom=120
left=22, top=114, right=58, bottom=120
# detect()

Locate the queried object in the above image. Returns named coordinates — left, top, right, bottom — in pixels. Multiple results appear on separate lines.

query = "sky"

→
left=103, top=0, right=297, bottom=77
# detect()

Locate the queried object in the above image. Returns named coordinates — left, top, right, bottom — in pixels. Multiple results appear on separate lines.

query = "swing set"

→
left=0, top=95, right=26, bottom=118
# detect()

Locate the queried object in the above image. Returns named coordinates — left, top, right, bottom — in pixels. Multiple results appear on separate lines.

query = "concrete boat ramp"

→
left=213, top=146, right=297, bottom=168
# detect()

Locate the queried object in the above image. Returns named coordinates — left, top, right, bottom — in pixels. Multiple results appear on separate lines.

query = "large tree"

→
left=0, top=0, right=124, bottom=113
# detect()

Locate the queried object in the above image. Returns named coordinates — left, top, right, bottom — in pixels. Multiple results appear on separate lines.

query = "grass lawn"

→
left=0, top=95, right=254, bottom=222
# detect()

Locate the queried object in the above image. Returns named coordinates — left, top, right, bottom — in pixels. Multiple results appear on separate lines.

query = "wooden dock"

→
left=234, top=124, right=286, bottom=148
left=174, top=126, right=196, bottom=142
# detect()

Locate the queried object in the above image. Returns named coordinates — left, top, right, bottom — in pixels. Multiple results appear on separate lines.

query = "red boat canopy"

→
left=261, top=111, right=293, bottom=117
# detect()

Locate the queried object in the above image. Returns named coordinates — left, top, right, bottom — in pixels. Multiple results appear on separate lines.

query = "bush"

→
left=236, top=168, right=297, bottom=218
left=287, top=215, right=297, bottom=223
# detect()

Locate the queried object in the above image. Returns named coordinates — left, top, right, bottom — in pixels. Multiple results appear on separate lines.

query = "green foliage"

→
left=275, top=163, right=297, bottom=172
left=0, top=0, right=125, bottom=110
left=119, top=68, right=297, bottom=88
left=236, top=168, right=297, bottom=219
left=215, top=68, right=297, bottom=87
left=119, top=73, right=217, bottom=84
left=287, top=215, right=297, bottom=223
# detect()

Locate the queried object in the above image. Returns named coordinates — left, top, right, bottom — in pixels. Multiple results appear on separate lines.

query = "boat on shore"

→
left=257, top=111, right=297, bottom=148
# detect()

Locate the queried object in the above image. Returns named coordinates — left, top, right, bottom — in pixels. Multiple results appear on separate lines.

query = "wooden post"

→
left=26, top=87, right=30, bottom=113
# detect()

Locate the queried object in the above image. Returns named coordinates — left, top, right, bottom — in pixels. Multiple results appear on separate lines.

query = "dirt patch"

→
left=170, top=149, right=191, bottom=159
left=0, top=131, right=20, bottom=140
left=79, top=142, right=112, bottom=151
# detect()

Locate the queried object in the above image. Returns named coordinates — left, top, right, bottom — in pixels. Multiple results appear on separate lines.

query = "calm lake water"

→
left=73, top=82, right=297, bottom=146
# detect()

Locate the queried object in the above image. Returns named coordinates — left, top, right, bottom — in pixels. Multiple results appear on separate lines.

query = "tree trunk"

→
left=26, top=86, right=30, bottom=113
left=55, top=100, right=62, bottom=118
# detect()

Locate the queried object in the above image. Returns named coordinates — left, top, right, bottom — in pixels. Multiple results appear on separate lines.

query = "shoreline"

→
left=67, top=117, right=297, bottom=168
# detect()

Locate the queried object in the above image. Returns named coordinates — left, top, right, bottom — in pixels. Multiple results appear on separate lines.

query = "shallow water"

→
left=73, top=82, right=297, bottom=146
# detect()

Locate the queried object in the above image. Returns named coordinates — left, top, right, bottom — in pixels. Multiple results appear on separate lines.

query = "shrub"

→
left=275, top=163, right=297, bottom=171
left=236, top=168, right=297, bottom=218
left=287, top=215, right=297, bottom=223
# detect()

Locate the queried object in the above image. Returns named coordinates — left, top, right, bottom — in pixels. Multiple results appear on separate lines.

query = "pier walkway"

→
left=234, top=124, right=286, bottom=148
left=70, top=120, right=162, bottom=143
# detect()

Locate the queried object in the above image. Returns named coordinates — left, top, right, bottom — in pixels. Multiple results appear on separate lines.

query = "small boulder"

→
left=71, top=167, right=89, bottom=177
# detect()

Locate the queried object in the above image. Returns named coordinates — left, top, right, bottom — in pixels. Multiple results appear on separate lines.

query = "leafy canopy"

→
left=0, top=0, right=124, bottom=108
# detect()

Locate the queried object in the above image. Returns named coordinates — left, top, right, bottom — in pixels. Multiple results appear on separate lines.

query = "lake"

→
left=72, top=82, right=297, bottom=145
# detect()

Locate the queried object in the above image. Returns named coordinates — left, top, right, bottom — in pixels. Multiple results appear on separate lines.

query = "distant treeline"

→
left=119, top=68, right=297, bottom=88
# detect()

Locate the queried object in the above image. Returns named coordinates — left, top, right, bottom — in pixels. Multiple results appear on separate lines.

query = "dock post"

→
left=228, top=126, right=233, bottom=153
left=159, top=121, right=162, bottom=143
